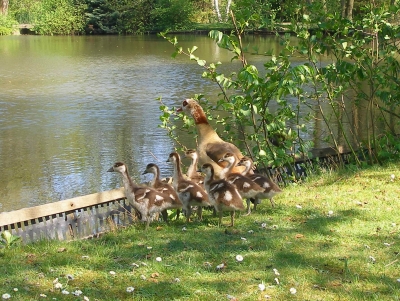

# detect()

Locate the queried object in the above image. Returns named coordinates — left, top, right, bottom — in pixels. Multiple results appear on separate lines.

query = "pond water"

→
left=0, top=34, right=388, bottom=213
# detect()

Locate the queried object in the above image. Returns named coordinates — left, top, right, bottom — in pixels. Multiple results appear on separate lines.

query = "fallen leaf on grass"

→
left=151, top=272, right=159, bottom=278
left=295, top=233, right=304, bottom=239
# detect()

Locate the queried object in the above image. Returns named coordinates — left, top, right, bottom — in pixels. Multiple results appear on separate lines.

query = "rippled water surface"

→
left=0, top=34, right=293, bottom=212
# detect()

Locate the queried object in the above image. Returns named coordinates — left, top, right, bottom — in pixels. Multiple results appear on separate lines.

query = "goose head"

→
left=107, top=162, right=127, bottom=174
left=177, top=99, right=208, bottom=124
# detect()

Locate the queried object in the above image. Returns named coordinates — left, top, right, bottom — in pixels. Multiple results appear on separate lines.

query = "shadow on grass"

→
left=1, top=200, right=399, bottom=300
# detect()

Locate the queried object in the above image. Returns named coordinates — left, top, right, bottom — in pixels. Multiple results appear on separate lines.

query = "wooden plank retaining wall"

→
left=0, top=188, right=133, bottom=244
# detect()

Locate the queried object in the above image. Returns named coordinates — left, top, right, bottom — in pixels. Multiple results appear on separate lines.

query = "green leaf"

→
left=259, top=150, right=267, bottom=156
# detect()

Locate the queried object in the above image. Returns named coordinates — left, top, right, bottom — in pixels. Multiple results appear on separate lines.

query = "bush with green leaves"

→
left=33, top=0, right=87, bottom=35
left=151, top=0, right=195, bottom=31
left=0, top=14, right=17, bottom=35
left=0, top=231, right=20, bottom=249
left=159, top=1, right=400, bottom=181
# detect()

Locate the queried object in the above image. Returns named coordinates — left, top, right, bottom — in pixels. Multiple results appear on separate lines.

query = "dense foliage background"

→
left=1, top=0, right=397, bottom=35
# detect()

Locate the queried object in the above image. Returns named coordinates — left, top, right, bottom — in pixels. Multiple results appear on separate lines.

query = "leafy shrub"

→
left=34, top=0, right=87, bottom=35
left=0, top=14, right=17, bottom=35
left=151, top=0, right=195, bottom=31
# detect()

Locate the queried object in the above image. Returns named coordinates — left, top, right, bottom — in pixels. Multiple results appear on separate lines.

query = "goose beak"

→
left=107, top=167, right=114, bottom=172
left=176, top=107, right=183, bottom=112
left=141, top=171, right=147, bottom=175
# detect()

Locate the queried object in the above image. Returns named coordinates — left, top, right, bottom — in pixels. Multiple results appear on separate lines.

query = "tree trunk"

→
left=214, top=0, right=221, bottom=22
left=341, top=0, right=354, bottom=20
left=225, top=0, right=232, bottom=22
left=1, top=0, right=9, bottom=16
left=346, top=0, right=354, bottom=21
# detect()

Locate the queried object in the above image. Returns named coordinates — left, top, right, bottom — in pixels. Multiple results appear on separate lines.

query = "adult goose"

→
left=108, top=162, right=178, bottom=230
left=237, top=156, right=282, bottom=210
left=166, top=152, right=211, bottom=222
left=177, top=98, right=248, bottom=179
left=142, top=163, right=182, bottom=220
left=218, top=152, right=266, bottom=215
left=200, top=163, right=244, bottom=227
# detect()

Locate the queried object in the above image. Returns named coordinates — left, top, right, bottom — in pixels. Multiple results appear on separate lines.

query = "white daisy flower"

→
left=39, top=294, right=47, bottom=298
left=2, top=293, right=11, bottom=300
left=258, top=283, right=266, bottom=291
left=147, top=246, right=152, bottom=250
left=264, top=294, right=271, bottom=299
left=236, top=255, right=244, bottom=262
left=390, top=174, right=395, bottom=181
left=290, top=287, right=297, bottom=294
left=241, top=237, right=247, bottom=241
left=109, top=271, right=116, bottom=275
left=174, top=278, right=180, bottom=283
left=182, top=227, right=187, bottom=231
left=131, top=263, right=140, bottom=268
left=261, top=223, right=267, bottom=228
left=384, top=242, right=392, bottom=246
left=156, top=257, right=162, bottom=262
left=216, top=263, right=225, bottom=270
left=296, top=204, right=302, bottom=209
left=126, top=287, right=135, bottom=293
left=61, top=290, right=70, bottom=295
left=83, top=296, right=89, bottom=301
left=82, top=255, right=90, bottom=259
left=327, top=210, right=334, bottom=216
left=273, top=268, right=280, bottom=275
left=72, top=290, right=82, bottom=296
left=140, top=275, right=147, bottom=280
left=13, top=288, right=18, bottom=292
left=54, top=283, right=63, bottom=289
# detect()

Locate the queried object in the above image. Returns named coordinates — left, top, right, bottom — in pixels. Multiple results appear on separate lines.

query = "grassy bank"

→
left=1, top=162, right=400, bottom=300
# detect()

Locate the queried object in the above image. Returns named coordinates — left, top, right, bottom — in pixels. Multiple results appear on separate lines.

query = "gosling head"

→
left=200, top=163, right=214, bottom=178
left=142, top=163, right=159, bottom=175
left=218, top=152, right=236, bottom=165
left=166, top=152, right=180, bottom=164
left=237, top=156, right=252, bottom=168
left=184, top=149, right=198, bottom=160
left=107, top=162, right=127, bottom=174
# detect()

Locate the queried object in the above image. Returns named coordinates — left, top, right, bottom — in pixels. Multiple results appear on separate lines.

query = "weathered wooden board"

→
left=0, top=188, right=125, bottom=227
left=0, top=188, right=129, bottom=244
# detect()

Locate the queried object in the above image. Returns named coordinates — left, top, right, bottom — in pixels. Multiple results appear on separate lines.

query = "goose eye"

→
left=182, top=100, right=188, bottom=106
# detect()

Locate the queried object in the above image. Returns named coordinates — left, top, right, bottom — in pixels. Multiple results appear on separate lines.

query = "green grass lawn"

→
left=1, top=162, right=400, bottom=300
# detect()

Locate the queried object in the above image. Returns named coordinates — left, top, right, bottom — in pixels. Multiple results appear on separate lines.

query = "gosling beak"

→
left=141, top=171, right=147, bottom=175
left=107, top=167, right=114, bottom=172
